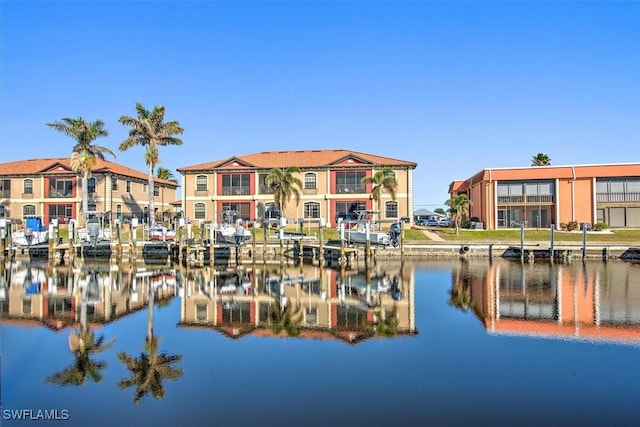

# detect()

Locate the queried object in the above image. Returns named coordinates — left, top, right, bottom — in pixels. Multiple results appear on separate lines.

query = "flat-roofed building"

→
left=449, top=163, right=640, bottom=230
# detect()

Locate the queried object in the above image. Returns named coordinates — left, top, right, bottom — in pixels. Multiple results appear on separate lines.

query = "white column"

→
left=555, top=178, right=560, bottom=230
left=407, top=168, right=414, bottom=225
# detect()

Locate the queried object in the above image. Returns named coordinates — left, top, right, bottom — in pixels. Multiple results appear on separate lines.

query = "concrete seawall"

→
left=3, top=240, right=640, bottom=263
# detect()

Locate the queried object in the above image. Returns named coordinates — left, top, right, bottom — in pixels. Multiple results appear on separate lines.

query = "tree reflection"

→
left=372, top=306, right=399, bottom=337
left=46, top=271, right=115, bottom=387
left=117, top=274, right=183, bottom=404
left=448, top=261, right=473, bottom=312
left=268, top=296, right=303, bottom=337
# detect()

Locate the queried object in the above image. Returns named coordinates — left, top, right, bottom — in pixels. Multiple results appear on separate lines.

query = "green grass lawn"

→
left=47, top=225, right=639, bottom=245
left=425, top=227, right=640, bottom=243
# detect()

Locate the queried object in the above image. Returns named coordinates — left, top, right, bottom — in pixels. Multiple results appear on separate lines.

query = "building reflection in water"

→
left=0, top=261, right=179, bottom=331
left=178, top=261, right=417, bottom=343
left=453, top=260, right=640, bottom=345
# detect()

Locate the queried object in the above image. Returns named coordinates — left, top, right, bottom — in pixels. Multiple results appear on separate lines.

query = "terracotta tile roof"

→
left=177, top=149, right=418, bottom=171
left=0, top=158, right=179, bottom=187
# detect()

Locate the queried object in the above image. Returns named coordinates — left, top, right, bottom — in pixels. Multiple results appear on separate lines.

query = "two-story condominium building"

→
left=0, top=158, right=179, bottom=226
left=449, top=162, right=640, bottom=230
left=177, top=149, right=417, bottom=227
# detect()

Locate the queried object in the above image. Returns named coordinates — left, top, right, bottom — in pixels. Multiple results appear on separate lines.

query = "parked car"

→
left=416, top=218, right=439, bottom=227
left=438, top=217, right=451, bottom=227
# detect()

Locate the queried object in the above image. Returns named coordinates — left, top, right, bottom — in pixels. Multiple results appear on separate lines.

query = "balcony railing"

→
left=335, top=185, right=365, bottom=194
left=222, top=186, right=251, bottom=196
left=259, top=185, right=274, bottom=194
left=498, top=194, right=554, bottom=204
left=596, top=192, right=640, bottom=203
left=49, top=190, right=73, bottom=198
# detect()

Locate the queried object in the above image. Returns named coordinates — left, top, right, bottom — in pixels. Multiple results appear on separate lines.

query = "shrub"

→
left=559, top=222, right=568, bottom=231
left=461, top=220, right=471, bottom=229
left=567, top=221, right=579, bottom=231
left=593, top=222, right=608, bottom=231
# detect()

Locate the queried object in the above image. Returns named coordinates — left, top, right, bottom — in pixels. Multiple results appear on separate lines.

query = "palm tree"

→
left=360, top=167, right=397, bottom=223
left=372, top=306, right=399, bottom=337
left=156, top=167, right=178, bottom=184
left=46, top=273, right=115, bottom=386
left=445, top=194, right=472, bottom=235
left=265, top=167, right=302, bottom=218
left=119, top=103, right=184, bottom=228
left=156, top=167, right=177, bottom=223
left=47, top=117, right=115, bottom=226
left=267, top=296, right=304, bottom=337
left=117, top=278, right=183, bottom=404
left=531, top=153, right=551, bottom=166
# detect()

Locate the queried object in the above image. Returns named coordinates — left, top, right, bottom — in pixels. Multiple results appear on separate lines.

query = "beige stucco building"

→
left=177, top=149, right=417, bottom=228
left=0, top=158, right=179, bottom=226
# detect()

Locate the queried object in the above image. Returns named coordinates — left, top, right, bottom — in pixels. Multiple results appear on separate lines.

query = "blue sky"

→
left=1, top=1, right=639, bottom=209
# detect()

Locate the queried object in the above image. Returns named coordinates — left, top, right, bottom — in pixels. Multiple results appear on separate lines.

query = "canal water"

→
left=1, top=258, right=639, bottom=426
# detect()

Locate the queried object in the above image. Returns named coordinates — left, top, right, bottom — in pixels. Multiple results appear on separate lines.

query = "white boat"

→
left=214, top=220, right=251, bottom=245
left=77, top=223, right=112, bottom=244
left=149, top=227, right=176, bottom=241
left=11, top=216, right=48, bottom=247
left=12, top=228, right=49, bottom=247
left=339, top=211, right=402, bottom=247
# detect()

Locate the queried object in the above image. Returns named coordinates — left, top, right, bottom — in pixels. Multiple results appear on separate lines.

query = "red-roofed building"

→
left=0, top=158, right=179, bottom=226
left=177, top=149, right=417, bottom=226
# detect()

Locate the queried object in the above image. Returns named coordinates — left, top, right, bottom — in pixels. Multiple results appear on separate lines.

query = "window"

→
left=196, top=175, right=208, bottom=192
left=154, top=185, right=159, bottom=197
left=116, top=205, right=122, bottom=219
left=222, top=174, right=250, bottom=195
left=335, top=201, right=366, bottom=223
left=0, top=205, right=4, bottom=217
left=23, top=179, right=33, bottom=194
left=196, top=304, right=208, bottom=322
left=335, top=171, right=365, bottom=193
left=88, top=203, right=97, bottom=212
left=143, top=183, right=148, bottom=193
left=87, top=177, right=96, bottom=194
left=194, top=203, right=206, bottom=220
left=23, top=205, right=36, bottom=217
left=126, top=180, right=131, bottom=193
left=0, top=180, right=10, bottom=198
left=304, top=173, right=317, bottom=190
left=23, top=299, right=32, bottom=315
left=385, top=201, right=398, bottom=218
left=304, top=202, right=320, bottom=218
left=259, top=174, right=273, bottom=194
left=49, top=178, right=73, bottom=198
left=222, top=202, right=251, bottom=221
left=112, top=178, right=118, bottom=191
left=48, top=204, right=73, bottom=222
left=384, top=170, right=396, bottom=180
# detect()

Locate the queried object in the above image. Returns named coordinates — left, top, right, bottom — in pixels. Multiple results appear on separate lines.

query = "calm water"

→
left=1, top=257, right=639, bottom=427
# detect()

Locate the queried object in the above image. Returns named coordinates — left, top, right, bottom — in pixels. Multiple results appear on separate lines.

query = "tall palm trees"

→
left=531, top=153, right=552, bottom=166
left=265, top=167, right=302, bottom=218
left=445, top=194, right=472, bottom=234
left=47, top=117, right=115, bottom=225
left=117, top=273, right=183, bottom=404
left=46, top=272, right=115, bottom=386
left=119, top=103, right=184, bottom=227
left=361, top=167, right=397, bottom=223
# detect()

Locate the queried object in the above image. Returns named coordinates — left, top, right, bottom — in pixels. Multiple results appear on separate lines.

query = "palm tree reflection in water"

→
left=117, top=272, right=183, bottom=404
left=46, top=271, right=115, bottom=386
